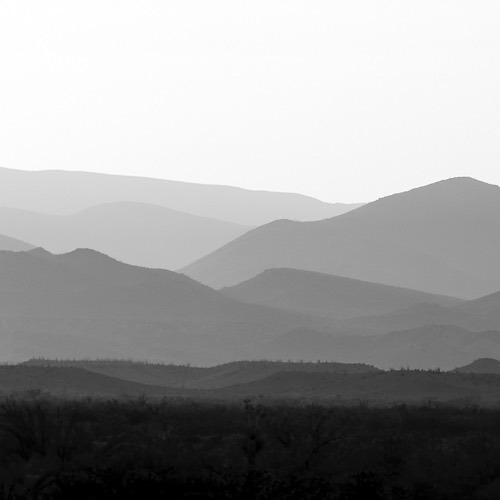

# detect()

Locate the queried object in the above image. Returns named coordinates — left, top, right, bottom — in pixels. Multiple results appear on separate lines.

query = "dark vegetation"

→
left=1, top=360, right=499, bottom=497
left=0, top=396, right=500, bottom=499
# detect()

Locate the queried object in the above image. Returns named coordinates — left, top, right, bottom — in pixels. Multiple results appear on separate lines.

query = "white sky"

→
left=1, top=1, right=499, bottom=203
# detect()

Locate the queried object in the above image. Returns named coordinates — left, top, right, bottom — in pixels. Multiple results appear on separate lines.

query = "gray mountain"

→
left=0, top=234, right=34, bottom=252
left=0, top=167, right=361, bottom=226
left=0, top=202, right=250, bottom=270
left=183, top=177, right=500, bottom=298
left=222, top=268, right=462, bottom=320
left=0, top=249, right=333, bottom=365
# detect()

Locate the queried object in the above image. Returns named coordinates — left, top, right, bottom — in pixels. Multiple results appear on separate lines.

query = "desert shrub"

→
left=0, top=397, right=499, bottom=498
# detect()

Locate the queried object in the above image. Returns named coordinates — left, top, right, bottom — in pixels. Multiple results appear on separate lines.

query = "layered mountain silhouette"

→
left=0, top=203, right=250, bottom=270
left=222, top=268, right=462, bottom=320
left=183, top=177, right=500, bottom=298
left=0, top=249, right=333, bottom=364
left=0, top=167, right=361, bottom=226
left=0, top=233, right=33, bottom=252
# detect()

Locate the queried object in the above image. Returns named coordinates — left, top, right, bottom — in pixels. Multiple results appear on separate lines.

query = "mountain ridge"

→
left=222, top=267, right=463, bottom=320
left=0, top=248, right=335, bottom=365
left=0, top=167, right=362, bottom=226
left=182, top=177, right=500, bottom=298
left=0, top=202, right=251, bottom=270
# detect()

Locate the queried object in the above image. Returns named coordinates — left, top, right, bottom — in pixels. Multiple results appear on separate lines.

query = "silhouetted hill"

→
left=23, top=359, right=379, bottom=389
left=215, top=370, right=500, bottom=404
left=222, top=268, right=462, bottom=320
left=0, top=234, right=33, bottom=252
left=0, top=167, right=361, bottom=225
left=17, top=360, right=500, bottom=405
left=0, top=365, right=180, bottom=397
left=183, top=177, right=500, bottom=298
left=453, top=358, right=500, bottom=374
left=0, top=250, right=333, bottom=365
left=0, top=203, right=250, bottom=269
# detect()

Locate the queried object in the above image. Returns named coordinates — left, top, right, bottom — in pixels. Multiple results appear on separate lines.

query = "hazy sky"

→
left=1, top=1, right=499, bottom=203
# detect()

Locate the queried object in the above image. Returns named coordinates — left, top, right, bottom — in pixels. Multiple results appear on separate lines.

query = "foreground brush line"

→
left=0, top=397, right=499, bottom=499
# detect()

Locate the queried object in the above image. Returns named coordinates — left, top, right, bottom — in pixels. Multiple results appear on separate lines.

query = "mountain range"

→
left=183, top=177, right=500, bottom=298
left=1, top=170, right=500, bottom=372
left=1, top=245, right=500, bottom=369
left=0, top=248, right=333, bottom=365
left=0, top=167, right=361, bottom=226
left=222, top=268, right=462, bottom=321
left=0, top=202, right=250, bottom=270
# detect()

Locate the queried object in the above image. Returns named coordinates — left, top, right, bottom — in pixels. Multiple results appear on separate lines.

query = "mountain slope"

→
left=0, top=203, right=250, bottom=270
left=183, top=177, right=500, bottom=298
left=222, top=268, right=462, bottom=320
left=0, top=234, right=34, bottom=252
left=0, top=167, right=361, bottom=225
left=0, top=249, right=333, bottom=364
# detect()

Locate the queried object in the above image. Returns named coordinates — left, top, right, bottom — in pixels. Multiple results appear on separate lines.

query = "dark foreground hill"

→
left=215, top=370, right=500, bottom=404
left=3, top=362, right=500, bottom=405
left=0, top=249, right=333, bottom=365
left=454, top=358, right=500, bottom=374
left=0, top=167, right=361, bottom=226
left=0, top=365, right=179, bottom=397
left=222, top=268, right=462, bottom=320
left=0, top=203, right=250, bottom=270
left=24, top=359, right=379, bottom=389
left=183, top=177, right=500, bottom=298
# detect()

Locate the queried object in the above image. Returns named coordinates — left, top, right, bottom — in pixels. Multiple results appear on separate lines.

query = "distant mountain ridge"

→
left=183, top=177, right=500, bottom=298
left=0, top=249, right=334, bottom=365
left=0, top=167, right=362, bottom=226
left=222, top=268, right=462, bottom=320
left=0, top=202, right=250, bottom=270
